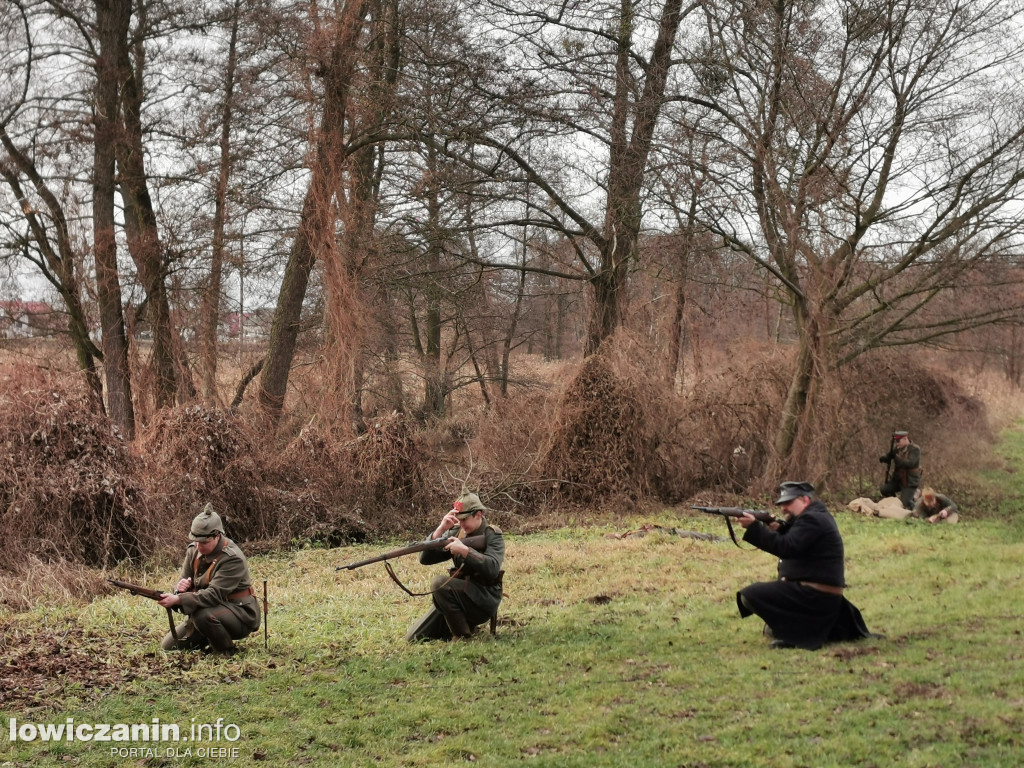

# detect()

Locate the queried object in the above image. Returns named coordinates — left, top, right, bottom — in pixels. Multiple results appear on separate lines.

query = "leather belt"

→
left=228, top=586, right=256, bottom=601
left=799, top=581, right=844, bottom=596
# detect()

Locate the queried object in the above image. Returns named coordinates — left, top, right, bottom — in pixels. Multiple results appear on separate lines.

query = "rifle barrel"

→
left=336, top=534, right=486, bottom=571
left=690, top=506, right=775, bottom=522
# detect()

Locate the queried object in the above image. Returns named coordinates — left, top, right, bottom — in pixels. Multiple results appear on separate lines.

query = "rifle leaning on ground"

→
left=106, top=578, right=180, bottom=643
left=690, top=506, right=780, bottom=548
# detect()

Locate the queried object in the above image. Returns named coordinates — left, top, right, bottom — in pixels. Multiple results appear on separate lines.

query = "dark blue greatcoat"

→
left=737, top=500, right=872, bottom=650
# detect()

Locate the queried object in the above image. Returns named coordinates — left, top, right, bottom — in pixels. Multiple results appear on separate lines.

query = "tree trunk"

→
left=200, top=0, right=243, bottom=403
left=499, top=265, right=527, bottom=396
left=773, top=302, right=827, bottom=472
left=586, top=0, right=684, bottom=354
left=117, top=17, right=183, bottom=409
left=93, top=0, right=135, bottom=438
left=422, top=294, right=445, bottom=415
left=585, top=244, right=631, bottom=355
left=419, top=140, right=447, bottom=416
left=667, top=280, right=685, bottom=389
left=257, top=0, right=370, bottom=424
left=257, top=188, right=323, bottom=417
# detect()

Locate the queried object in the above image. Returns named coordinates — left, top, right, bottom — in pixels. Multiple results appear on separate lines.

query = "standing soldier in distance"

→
left=879, top=430, right=922, bottom=509
left=406, top=493, right=505, bottom=642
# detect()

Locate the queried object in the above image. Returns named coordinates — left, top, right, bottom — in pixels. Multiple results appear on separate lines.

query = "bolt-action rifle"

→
left=336, top=534, right=486, bottom=571
left=106, top=578, right=180, bottom=643
left=690, top=506, right=780, bottom=548
left=882, top=432, right=897, bottom=487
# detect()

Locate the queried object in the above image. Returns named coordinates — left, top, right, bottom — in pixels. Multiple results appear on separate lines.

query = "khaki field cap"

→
left=453, top=492, right=485, bottom=517
left=189, top=502, right=224, bottom=540
left=774, top=481, right=815, bottom=505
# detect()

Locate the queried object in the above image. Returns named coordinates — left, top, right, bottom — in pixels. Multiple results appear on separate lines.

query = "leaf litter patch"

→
left=0, top=618, right=195, bottom=711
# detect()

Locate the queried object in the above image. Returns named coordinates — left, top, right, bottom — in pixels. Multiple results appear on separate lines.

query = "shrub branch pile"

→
left=0, top=368, right=147, bottom=570
left=539, top=353, right=660, bottom=503
left=134, top=405, right=275, bottom=555
left=346, top=411, right=425, bottom=508
left=268, top=413, right=429, bottom=546
left=659, top=347, right=792, bottom=501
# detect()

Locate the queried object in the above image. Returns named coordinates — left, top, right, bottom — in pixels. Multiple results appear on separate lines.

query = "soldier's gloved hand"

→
left=879, top=454, right=891, bottom=463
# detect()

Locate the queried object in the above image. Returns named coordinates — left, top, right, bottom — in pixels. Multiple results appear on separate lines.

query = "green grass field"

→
left=3, top=432, right=1023, bottom=767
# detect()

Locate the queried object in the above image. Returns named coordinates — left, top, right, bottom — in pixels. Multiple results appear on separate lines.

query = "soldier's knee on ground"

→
left=443, top=611, right=473, bottom=639
left=430, top=578, right=463, bottom=615
left=407, top=607, right=451, bottom=643
left=161, top=621, right=206, bottom=652
left=192, top=608, right=242, bottom=652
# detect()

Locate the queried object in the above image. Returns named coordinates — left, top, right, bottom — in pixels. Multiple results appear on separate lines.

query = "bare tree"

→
left=92, top=0, right=137, bottom=436
left=460, top=0, right=695, bottom=354
left=198, top=0, right=245, bottom=403
left=256, top=0, right=371, bottom=423
left=692, top=0, right=1024, bottom=471
left=116, top=0, right=194, bottom=409
left=0, top=0, right=103, bottom=396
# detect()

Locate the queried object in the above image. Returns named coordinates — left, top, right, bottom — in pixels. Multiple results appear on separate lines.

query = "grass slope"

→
left=3, top=436, right=1024, bottom=767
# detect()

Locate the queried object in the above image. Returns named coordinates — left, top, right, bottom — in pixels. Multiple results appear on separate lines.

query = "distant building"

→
left=0, top=301, right=61, bottom=338
left=220, top=309, right=273, bottom=341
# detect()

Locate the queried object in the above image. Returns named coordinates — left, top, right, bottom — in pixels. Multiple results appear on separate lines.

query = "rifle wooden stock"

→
left=690, top=506, right=777, bottom=523
left=336, top=534, right=486, bottom=571
left=106, top=577, right=166, bottom=601
left=106, top=578, right=179, bottom=643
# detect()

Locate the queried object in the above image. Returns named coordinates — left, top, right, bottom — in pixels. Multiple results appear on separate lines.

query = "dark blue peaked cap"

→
left=775, top=481, right=814, bottom=505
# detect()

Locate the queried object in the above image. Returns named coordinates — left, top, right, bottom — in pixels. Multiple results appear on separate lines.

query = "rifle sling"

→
left=724, top=515, right=742, bottom=548
left=384, top=560, right=463, bottom=597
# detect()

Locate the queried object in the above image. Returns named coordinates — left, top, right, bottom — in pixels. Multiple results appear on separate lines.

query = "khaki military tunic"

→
left=161, top=535, right=260, bottom=652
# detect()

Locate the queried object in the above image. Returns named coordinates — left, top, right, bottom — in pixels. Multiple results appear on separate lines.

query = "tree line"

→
left=2, top=0, right=1024, bottom=473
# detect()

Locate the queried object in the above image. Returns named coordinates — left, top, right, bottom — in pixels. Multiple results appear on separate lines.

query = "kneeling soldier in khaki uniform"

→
left=158, top=503, right=261, bottom=655
left=407, top=493, right=505, bottom=641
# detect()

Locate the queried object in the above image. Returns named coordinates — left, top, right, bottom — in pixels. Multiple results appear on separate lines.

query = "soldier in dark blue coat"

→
left=735, top=482, right=875, bottom=650
left=406, top=493, right=505, bottom=641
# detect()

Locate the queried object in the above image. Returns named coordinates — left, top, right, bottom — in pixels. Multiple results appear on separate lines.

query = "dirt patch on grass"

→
left=2, top=618, right=132, bottom=708
left=893, top=681, right=948, bottom=701
left=0, top=617, right=195, bottom=711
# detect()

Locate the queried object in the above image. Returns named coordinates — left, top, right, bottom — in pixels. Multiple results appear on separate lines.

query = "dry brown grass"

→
left=1, top=329, right=1020, bottom=614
